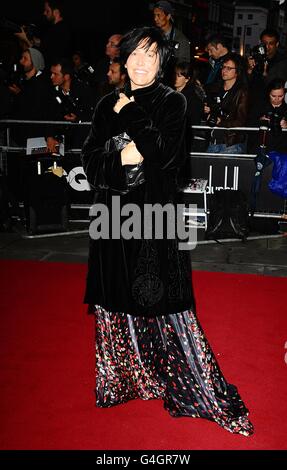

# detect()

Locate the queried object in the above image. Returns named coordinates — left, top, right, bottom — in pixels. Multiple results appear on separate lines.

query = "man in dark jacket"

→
left=205, top=53, right=249, bottom=154
left=41, top=0, right=72, bottom=67
left=14, top=1, right=72, bottom=68
left=153, top=1, right=190, bottom=63
left=153, top=0, right=190, bottom=85
left=9, top=47, right=49, bottom=146
left=7, top=48, right=50, bottom=213
left=260, top=28, right=287, bottom=84
left=45, top=58, right=95, bottom=152
left=205, top=33, right=229, bottom=91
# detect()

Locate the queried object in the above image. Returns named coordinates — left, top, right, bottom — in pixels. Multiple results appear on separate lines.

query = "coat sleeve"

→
left=81, top=101, right=127, bottom=191
left=174, top=30, right=191, bottom=63
left=221, top=88, right=249, bottom=128
left=118, top=91, right=187, bottom=170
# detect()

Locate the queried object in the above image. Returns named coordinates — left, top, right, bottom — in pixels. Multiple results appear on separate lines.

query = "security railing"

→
left=0, top=120, right=286, bottom=225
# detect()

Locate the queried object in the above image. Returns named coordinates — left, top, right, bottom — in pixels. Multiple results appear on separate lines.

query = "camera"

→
left=74, top=64, right=96, bottom=87
left=0, top=17, right=22, bottom=34
left=54, top=88, right=82, bottom=117
left=0, top=17, right=39, bottom=39
left=1, top=62, right=24, bottom=88
left=249, top=43, right=267, bottom=74
left=170, top=40, right=180, bottom=51
left=207, top=96, right=226, bottom=127
left=167, top=40, right=180, bottom=61
left=269, top=111, right=283, bottom=133
left=260, top=110, right=284, bottom=135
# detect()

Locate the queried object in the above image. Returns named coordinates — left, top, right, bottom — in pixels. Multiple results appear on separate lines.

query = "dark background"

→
left=1, top=0, right=154, bottom=62
left=2, top=1, right=283, bottom=67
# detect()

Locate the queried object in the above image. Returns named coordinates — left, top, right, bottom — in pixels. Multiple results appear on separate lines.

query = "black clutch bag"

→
left=125, top=162, right=145, bottom=188
left=106, top=132, right=145, bottom=192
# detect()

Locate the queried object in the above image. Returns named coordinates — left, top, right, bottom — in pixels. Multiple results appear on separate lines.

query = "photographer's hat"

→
left=28, top=47, right=45, bottom=72
left=154, top=1, right=174, bottom=16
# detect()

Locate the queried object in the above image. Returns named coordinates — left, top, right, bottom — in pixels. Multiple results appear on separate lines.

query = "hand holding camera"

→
left=248, top=43, right=268, bottom=76
left=206, top=96, right=225, bottom=127
left=260, top=110, right=286, bottom=134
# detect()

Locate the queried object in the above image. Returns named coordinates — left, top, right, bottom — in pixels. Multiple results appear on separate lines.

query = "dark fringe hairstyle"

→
left=119, top=26, right=171, bottom=78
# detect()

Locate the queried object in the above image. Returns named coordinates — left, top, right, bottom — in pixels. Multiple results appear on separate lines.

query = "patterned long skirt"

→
left=93, top=305, right=254, bottom=436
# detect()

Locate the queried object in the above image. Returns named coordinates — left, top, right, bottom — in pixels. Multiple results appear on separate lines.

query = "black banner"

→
left=0, top=450, right=286, bottom=465
left=190, top=154, right=285, bottom=215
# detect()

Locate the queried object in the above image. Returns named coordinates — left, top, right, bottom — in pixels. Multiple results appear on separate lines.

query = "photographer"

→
left=248, top=29, right=287, bottom=85
left=15, top=23, right=41, bottom=51
left=205, top=34, right=230, bottom=91
left=8, top=48, right=48, bottom=146
left=205, top=53, right=249, bottom=154
left=246, top=51, right=266, bottom=128
left=250, top=78, right=287, bottom=153
left=72, top=50, right=97, bottom=88
left=13, top=1, right=72, bottom=67
left=107, top=58, right=127, bottom=91
left=153, top=1, right=190, bottom=63
left=153, top=1, right=190, bottom=85
left=173, top=61, right=207, bottom=152
left=45, top=58, right=95, bottom=152
left=93, top=33, right=123, bottom=99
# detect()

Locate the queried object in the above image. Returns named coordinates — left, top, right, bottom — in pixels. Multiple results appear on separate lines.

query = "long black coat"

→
left=81, top=81, right=194, bottom=317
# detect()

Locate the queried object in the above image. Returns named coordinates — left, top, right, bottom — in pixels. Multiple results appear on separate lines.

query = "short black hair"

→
left=119, top=26, right=170, bottom=77
left=205, top=33, right=228, bottom=49
left=266, top=78, right=286, bottom=95
left=51, top=58, right=74, bottom=77
left=260, top=28, right=280, bottom=43
left=223, top=52, right=247, bottom=85
left=46, top=0, right=66, bottom=16
left=153, top=1, right=174, bottom=17
left=110, top=57, right=127, bottom=76
left=175, top=61, right=192, bottom=79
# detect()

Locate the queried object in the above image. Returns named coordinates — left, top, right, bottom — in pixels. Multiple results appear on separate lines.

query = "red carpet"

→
left=0, top=259, right=286, bottom=450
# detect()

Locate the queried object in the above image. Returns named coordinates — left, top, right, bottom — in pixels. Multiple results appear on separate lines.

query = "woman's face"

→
left=174, top=69, right=189, bottom=90
left=269, top=88, right=285, bottom=107
left=125, top=39, right=160, bottom=90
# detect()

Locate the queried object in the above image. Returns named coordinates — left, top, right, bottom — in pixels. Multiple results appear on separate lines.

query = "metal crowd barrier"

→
left=0, top=120, right=286, bottom=238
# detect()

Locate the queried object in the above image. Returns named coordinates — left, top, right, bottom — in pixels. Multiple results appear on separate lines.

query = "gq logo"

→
left=65, top=166, right=91, bottom=192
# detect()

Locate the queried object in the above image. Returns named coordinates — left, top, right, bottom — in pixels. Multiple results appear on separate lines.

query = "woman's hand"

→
left=280, top=118, right=287, bottom=129
left=121, top=141, right=143, bottom=166
left=113, top=93, right=135, bottom=113
left=260, top=114, right=270, bottom=123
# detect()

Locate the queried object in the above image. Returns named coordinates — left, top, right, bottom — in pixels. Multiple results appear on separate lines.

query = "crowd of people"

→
left=0, top=0, right=287, bottom=160
left=1, top=0, right=287, bottom=222
left=1, top=1, right=287, bottom=158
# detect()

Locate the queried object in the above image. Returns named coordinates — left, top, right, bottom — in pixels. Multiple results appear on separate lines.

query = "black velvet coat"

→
left=81, top=81, right=194, bottom=317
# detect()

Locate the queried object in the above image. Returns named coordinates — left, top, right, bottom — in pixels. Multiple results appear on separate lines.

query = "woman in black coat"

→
left=81, top=26, right=253, bottom=436
left=173, top=61, right=208, bottom=184
left=262, top=79, right=287, bottom=151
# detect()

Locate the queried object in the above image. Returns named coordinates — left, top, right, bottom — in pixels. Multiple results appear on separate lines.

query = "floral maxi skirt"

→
left=93, top=305, right=254, bottom=436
